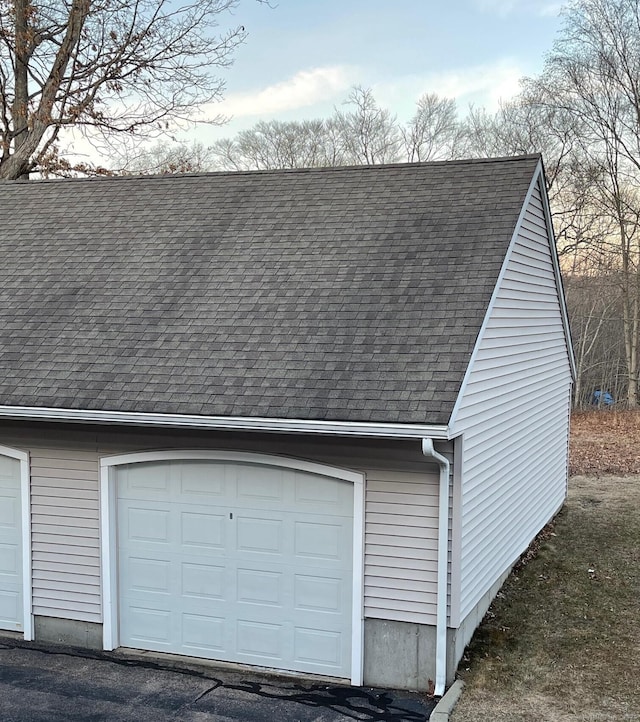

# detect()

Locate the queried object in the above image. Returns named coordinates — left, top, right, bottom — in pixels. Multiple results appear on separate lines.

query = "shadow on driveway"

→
left=0, top=638, right=436, bottom=721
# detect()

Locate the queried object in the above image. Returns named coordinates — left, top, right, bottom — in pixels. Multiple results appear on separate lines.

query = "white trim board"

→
left=538, top=162, right=577, bottom=380
left=0, top=444, right=33, bottom=641
left=99, top=449, right=366, bottom=686
left=0, top=405, right=450, bottom=440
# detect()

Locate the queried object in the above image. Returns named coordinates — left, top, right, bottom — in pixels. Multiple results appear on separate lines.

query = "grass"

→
left=450, top=412, right=640, bottom=722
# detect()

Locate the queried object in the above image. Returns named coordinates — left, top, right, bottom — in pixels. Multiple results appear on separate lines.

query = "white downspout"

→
left=422, top=437, right=450, bottom=697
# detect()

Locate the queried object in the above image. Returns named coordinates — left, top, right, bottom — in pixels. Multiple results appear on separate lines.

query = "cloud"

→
left=425, top=60, right=524, bottom=108
left=211, top=66, right=354, bottom=120
left=473, top=0, right=565, bottom=17
left=376, top=59, right=525, bottom=117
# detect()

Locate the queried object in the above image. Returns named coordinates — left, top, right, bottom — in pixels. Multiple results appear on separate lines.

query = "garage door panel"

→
left=116, top=459, right=355, bottom=679
left=182, top=613, right=225, bottom=652
left=294, top=520, right=343, bottom=560
left=0, top=494, right=19, bottom=528
left=294, top=627, right=343, bottom=668
left=125, top=556, right=171, bottom=594
left=294, top=520, right=352, bottom=569
left=181, top=562, right=226, bottom=601
left=181, top=511, right=226, bottom=550
left=294, top=471, right=351, bottom=512
left=0, top=543, right=19, bottom=577
left=0, top=455, right=19, bottom=483
left=236, top=619, right=283, bottom=660
left=119, top=463, right=171, bottom=495
left=179, top=462, right=228, bottom=498
left=235, top=515, right=283, bottom=555
left=0, top=590, right=19, bottom=627
left=125, top=507, right=170, bottom=543
left=236, top=464, right=285, bottom=502
left=122, top=605, right=172, bottom=646
left=236, top=567, right=283, bottom=606
left=294, top=573, right=343, bottom=613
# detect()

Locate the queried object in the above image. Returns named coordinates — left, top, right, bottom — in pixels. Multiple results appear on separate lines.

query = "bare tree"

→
left=402, top=93, right=460, bottom=162
left=0, top=0, right=263, bottom=179
left=459, top=96, right=601, bottom=267
left=209, top=119, right=348, bottom=170
left=529, top=0, right=640, bottom=406
left=587, top=162, right=640, bottom=406
left=460, top=97, right=577, bottom=189
left=208, top=87, right=463, bottom=171
left=565, top=266, right=625, bottom=406
left=333, top=86, right=401, bottom=165
left=118, top=140, right=216, bottom=174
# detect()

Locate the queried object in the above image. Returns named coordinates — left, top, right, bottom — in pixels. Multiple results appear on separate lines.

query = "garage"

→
left=0, top=448, right=26, bottom=634
left=104, top=452, right=363, bottom=681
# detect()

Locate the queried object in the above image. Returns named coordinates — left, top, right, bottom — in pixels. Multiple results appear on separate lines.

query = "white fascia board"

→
left=538, top=160, right=577, bottom=381
left=0, top=404, right=450, bottom=440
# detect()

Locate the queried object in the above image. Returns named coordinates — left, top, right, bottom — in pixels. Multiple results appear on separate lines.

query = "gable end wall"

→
left=451, top=176, right=573, bottom=625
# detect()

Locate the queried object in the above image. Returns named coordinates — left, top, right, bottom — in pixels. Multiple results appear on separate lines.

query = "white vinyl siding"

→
left=30, top=449, right=101, bottom=622
left=451, top=177, right=572, bottom=624
left=364, top=469, right=439, bottom=625
left=0, top=427, right=441, bottom=627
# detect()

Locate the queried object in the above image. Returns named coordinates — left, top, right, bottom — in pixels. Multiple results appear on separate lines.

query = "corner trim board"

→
left=448, top=434, right=464, bottom=629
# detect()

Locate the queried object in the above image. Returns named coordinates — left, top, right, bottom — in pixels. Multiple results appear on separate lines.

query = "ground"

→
left=450, top=411, right=640, bottom=722
left=570, top=410, right=640, bottom=476
left=0, top=638, right=435, bottom=722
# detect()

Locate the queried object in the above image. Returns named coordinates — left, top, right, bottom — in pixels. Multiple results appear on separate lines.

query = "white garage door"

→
left=0, top=453, right=23, bottom=632
left=116, top=458, right=355, bottom=678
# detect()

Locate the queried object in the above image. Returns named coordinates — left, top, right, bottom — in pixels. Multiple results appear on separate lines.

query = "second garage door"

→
left=116, top=457, right=355, bottom=678
left=0, top=452, right=23, bottom=633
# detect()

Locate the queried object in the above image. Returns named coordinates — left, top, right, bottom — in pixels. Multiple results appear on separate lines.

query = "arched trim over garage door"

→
left=99, top=450, right=365, bottom=685
left=0, top=444, right=33, bottom=641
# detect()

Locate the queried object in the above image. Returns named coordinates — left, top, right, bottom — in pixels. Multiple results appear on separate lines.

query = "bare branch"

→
left=0, top=0, right=265, bottom=177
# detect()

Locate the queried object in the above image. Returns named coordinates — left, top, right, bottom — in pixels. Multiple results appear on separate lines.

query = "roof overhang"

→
left=0, top=404, right=451, bottom=440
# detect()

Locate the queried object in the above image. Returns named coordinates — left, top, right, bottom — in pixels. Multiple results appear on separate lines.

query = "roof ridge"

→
left=0, top=154, right=542, bottom=185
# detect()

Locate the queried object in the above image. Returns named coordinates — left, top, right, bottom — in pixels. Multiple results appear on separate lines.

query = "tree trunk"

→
left=12, top=0, right=30, bottom=178
left=628, top=279, right=640, bottom=408
left=0, top=0, right=89, bottom=180
left=619, top=208, right=638, bottom=408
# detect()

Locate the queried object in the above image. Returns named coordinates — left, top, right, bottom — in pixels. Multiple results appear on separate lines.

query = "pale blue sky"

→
left=196, top=0, right=567, bottom=143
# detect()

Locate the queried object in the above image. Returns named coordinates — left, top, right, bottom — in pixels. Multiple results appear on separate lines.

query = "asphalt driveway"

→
left=0, top=637, right=435, bottom=721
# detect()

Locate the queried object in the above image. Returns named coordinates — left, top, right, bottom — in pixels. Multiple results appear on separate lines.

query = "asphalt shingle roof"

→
left=0, top=155, right=541, bottom=425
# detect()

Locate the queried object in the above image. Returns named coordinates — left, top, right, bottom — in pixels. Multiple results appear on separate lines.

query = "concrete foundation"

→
left=363, top=618, right=440, bottom=690
left=363, top=565, right=515, bottom=691
left=34, top=616, right=103, bottom=650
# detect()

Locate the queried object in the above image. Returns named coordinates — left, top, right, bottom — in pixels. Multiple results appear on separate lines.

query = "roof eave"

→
left=0, top=404, right=451, bottom=440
